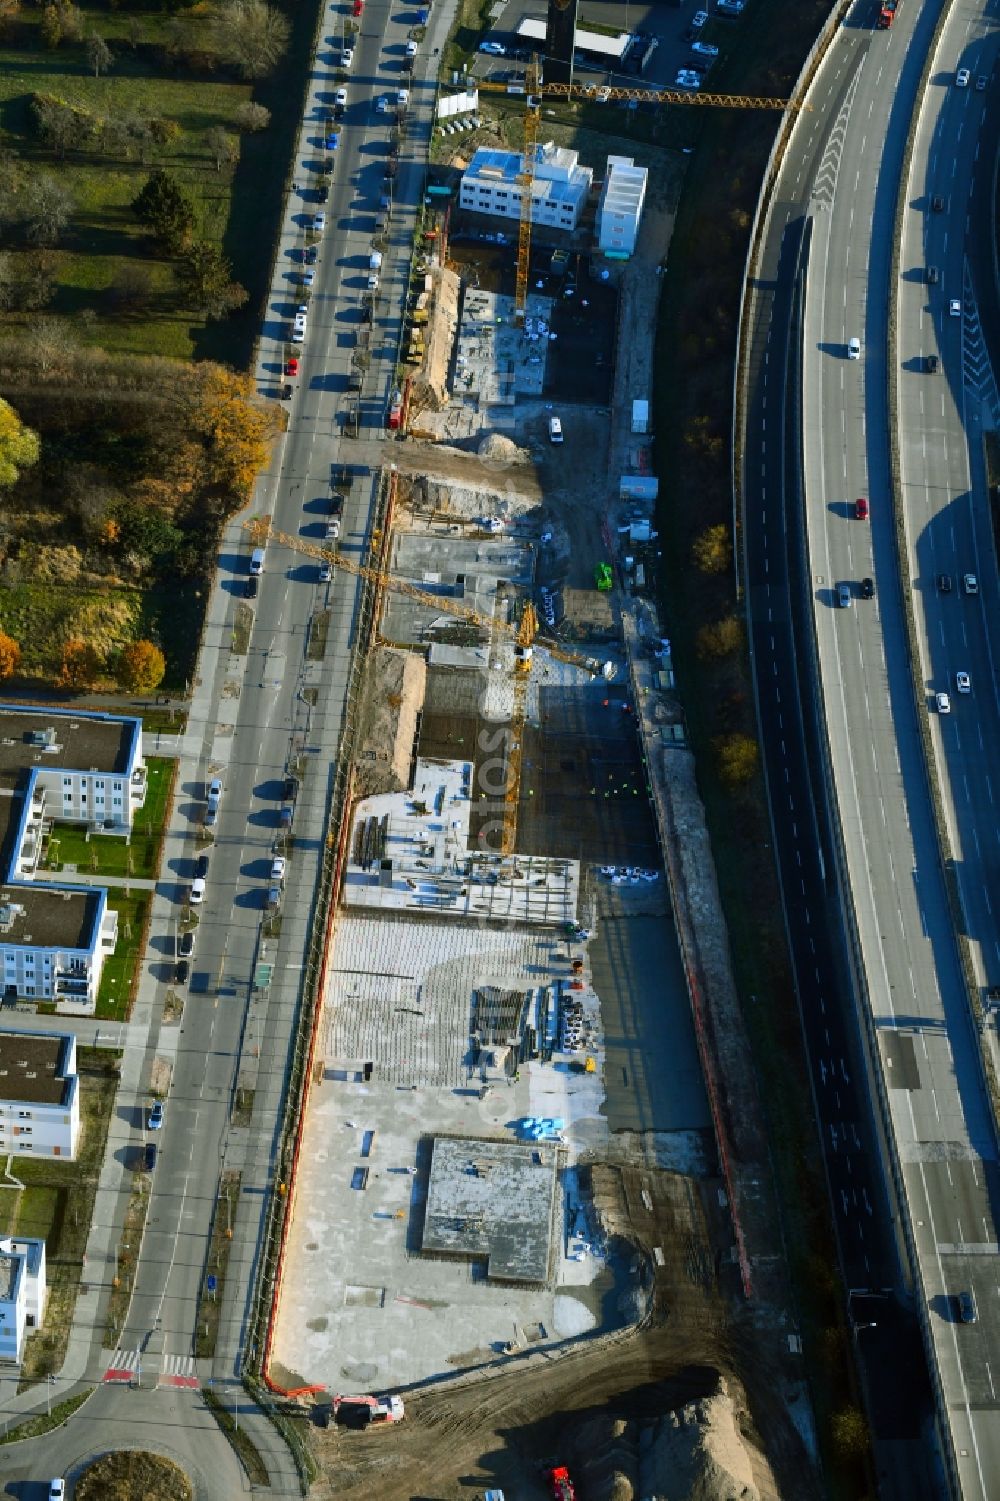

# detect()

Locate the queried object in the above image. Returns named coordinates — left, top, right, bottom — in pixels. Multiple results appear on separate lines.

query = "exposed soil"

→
left=75, top=1449, right=192, bottom=1501
left=307, top=1163, right=810, bottom=1501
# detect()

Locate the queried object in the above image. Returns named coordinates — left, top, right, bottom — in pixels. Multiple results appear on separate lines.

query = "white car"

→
left=49, top=1485, right=65, bottom=1501
left=367, top=272, right=380, bottom=291
left=334, top=87, right=348, bottom=108
left=190, top=877, right=206, bottom=904
left=935, top=692, right=951, bottom=715
left=301, top=268, right=315, bottom=286
left=847, top=336, right=861, bottom=359
left=675, top=69, right=701, bottom=88
left=963, top=572, right=979, bottom=594
left=320, top=561, right=333, bottom=582
left=956, top=671, right=971, bottom=693
left=312, top=212, right=326, bottom=232
left=340, top=46, right=354, bottom=67
left=375, top=94, right=389, bottom=113
left=479, top=39, right=505, bottom=54
left=208, top=777, right=223, bottom=809
left=291, top=323, right=305, bottom=343
left=692, top=8, right=709, bottom=25
left=949, top=297, right=962, bottom=317
left=691, top=40, right=719, bottom=55
left=956, top=67, right=971, bottom=87
left=548, top=415, right=563, bottom=443
left=594, top=86, right=611, bottom=102
left=406, top=39, right=418, bottom=56
left=397, top=88, right=409, bottom=106
left=271, top=856, right=286, bottom=881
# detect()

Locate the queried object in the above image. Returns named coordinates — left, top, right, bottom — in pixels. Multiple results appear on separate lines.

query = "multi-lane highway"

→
left=747, top=0, right=1000, bottom=1492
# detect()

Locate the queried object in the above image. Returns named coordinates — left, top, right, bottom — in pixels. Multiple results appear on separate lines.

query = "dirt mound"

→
left=642, top=1376, right=764, bottom=1500
left=477, top=431, right=531, bottom=464
left=568, top=1374, right=767, bottom=1501
left=76, top=1450, right=192, bottom=1501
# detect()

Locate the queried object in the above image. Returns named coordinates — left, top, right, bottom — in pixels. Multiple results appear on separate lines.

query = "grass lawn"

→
left=45, top=756, right=174, bottom=880
left=0, top=0, right=321, bottom=366
left=97, top=890, right=151, bottom=1021
left=0, top=1049, right=120, bottom=1387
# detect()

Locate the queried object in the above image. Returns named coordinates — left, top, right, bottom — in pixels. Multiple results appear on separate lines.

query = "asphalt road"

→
left=741, top=0, right=996, bottom=1495
left=744, top=41, right=941, bottom=1501
left=795, top=0, right=1000, bottom=1491
left=2, top=0, right=449, bottom=1493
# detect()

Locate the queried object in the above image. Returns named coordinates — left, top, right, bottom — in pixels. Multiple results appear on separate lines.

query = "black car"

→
left=175, top=958, right=190, bottom=985
left=246, top=575, right=259, bottom=599
left=283, top=775, right=299, bottom=802
left=958, top=1290, right=978, bottom=1323
left=143, top=1141, right=158, bottom=1172
left=925, top=354, right=939, bottom=373
left=927, top=264, right=939, bottom=284
left=861, top=577, right=875, bottom=599
left=931, top=194, right=944, bottom=212
left=305, top=245, right=318, bottom=264
left=937, top=573, right=953, bottom=593
left=179, top=931, right=195, bottom=959
left=195, top=853, right=209, bottom=880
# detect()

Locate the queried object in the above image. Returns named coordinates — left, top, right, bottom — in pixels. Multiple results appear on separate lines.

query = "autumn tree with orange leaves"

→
left=59, top=637, right=103, bottom=690
left=189, top=366, right=278, bottom=504
left=0, top=631, right=20, bottom=680
left=117, top=639, right=165, bottom=694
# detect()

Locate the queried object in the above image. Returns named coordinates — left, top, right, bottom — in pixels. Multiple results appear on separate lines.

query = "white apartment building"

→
left=0, top=1236, right=46, bottom=1362
left=0, top=885, right=116, bottom=1010
left=596, top=155, right=648, bottom=257
left=459, top=144, right=593, bottom=232
left=0, top=1030, right=81, bottom=1159
left=0, top=707, right=143, bottom=1012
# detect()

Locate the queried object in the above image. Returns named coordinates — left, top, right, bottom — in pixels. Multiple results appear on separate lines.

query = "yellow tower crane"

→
left=475, top=66, right=809, bottom=320
left=243, top=518, right=615, bottom=854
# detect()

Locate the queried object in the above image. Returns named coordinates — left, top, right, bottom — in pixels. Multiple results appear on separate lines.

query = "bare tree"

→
left=86, top=33, right=112, bottom=77
left=234, top=101, right=271, bottom=132
left=0, top=151, right=23, bottom=236
left=24, top=174, right=74, bottom=246
left=205, top=125, right=234, bottom=172
left=33, top=318, right=78, bottom=375
left=0, top=251, right=16, bottom=312
left=213, top=0, right=290, bottom=80
left=108, top=263, right=153, bottom=312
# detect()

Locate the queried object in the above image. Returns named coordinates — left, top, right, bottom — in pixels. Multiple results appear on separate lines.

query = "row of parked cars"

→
left=674, top=0, right=743, bottom=90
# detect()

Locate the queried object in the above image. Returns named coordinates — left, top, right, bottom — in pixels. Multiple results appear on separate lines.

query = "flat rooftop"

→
left=516, top=15, right=630, bottom=59
left=0, top=1031, right=74, bottom=1105
left=421, top=1134, right=560, bottom=1284
left=0, top=884, right=98, bottom=951
left=344, top=756, right=580, bottom=924
left=0, top=1251, right=18, bottom=1302
left=382, top=532, right=534, bottom=646
left=0, top=707, right=138, bottom=792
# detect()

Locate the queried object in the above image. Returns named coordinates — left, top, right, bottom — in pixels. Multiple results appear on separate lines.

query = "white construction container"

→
left=631, top=399, right=649, bottom=434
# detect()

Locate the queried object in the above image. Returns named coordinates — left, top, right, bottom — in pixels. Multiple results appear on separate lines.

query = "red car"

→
left=854, top=496, right=869, bottom=520
left=352, top=0, right=363, bottom=13
left=285, top=357, right=299, bottom=376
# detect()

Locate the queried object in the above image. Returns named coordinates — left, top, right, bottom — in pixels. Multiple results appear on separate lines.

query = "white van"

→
left=548, top=415, right=563, bottom=444
left=250, top=547, right=265, bottom=576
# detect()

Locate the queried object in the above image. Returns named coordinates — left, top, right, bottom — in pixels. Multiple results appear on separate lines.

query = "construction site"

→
left=268, top=68, right=817, bottom=1501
